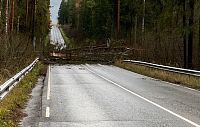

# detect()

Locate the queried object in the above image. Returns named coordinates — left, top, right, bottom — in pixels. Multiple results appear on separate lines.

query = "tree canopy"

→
left=0, top=0, right=50, bottom=40
left=58, top=0, right=200, bottom=69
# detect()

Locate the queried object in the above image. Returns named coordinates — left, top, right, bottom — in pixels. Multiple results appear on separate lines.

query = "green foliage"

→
left=35, top=0, right=51, bottom=39
left=58, top=0, right=115, bottom=39
left=0, top=0, right=50, bottom=40
left=58, top=0, right=200, bottom=69
left=58, top=0, right=69, bottom=24
left=57, top=0, right=198, bottom=40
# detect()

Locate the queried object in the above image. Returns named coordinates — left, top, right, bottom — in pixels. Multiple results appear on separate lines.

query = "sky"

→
left=50, top=0, right=62, bottom=24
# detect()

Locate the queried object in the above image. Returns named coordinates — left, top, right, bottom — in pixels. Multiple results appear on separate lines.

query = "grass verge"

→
left=115, top=61, right=200, bottom=90
left=0, top=62, right=45, bottom=127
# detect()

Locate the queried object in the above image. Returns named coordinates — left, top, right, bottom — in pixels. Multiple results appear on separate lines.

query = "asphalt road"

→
left=21, top=64, right=200, bottom=127
left=50, top=25, right=66, bottom=50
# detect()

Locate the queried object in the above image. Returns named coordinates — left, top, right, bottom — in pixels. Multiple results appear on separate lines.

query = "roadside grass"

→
left=115, top=61, right=200, bottom=90
left=0, top=62, right=45, bottom=127
left=0, top=57, right=37, bottom=86
left=44, top=35, right=50, bottom=46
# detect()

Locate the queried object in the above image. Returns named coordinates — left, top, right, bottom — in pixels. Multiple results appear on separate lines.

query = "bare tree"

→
left=10, top=0, right=15, bottom=32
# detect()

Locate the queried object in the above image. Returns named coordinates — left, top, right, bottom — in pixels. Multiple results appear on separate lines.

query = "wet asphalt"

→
left=21, top=64, right=200, bottom=127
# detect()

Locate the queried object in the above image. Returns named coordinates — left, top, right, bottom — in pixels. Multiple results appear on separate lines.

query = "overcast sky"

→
left=50, top=0, right=62, bottom=24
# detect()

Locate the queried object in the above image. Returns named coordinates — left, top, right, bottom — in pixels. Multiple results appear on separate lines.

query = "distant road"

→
left=22, top=64, right=200, bottom=127
left=50, top=25, right=66, bottom=50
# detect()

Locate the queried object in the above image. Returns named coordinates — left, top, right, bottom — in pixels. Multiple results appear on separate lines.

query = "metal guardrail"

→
left=123, top=60, right=200, bottom=77
left=0, top=58, right=39, bottom=100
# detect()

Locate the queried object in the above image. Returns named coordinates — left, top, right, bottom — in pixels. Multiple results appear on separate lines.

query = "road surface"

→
left=50, top=25, right=66, bottom=50
left=21, top=64, right=200, bottom=127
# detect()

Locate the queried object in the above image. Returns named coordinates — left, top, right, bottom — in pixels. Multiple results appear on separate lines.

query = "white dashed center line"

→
left=47, top=65, right=51, bottom=100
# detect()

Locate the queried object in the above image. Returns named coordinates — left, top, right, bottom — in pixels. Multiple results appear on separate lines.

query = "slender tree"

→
left=188, top=0, right=194, bottom=69
left=9, top=0, right=14, bottom=32
left=142, top=0, right=145, bottom=32
left=0, top=0, right=2, bottom=21
left=117, top=0, right=120, bottom=35
left=5, top=0, right=9, bottom=34
left=58, top=0, right=200, bottom=69
left=199, top=15, right=200, bottom=68
left=183, top=0, right=187, bottom=68
left=26, top=0, right=29, bottom=26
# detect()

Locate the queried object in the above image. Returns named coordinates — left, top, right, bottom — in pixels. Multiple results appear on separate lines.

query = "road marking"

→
left=46, top=107, right=50, bottom=117
left=47, top=65, right=51, bottom=100
left=110, top=64, right=200, bottom=93
left=85, top=65, right=200, bottom=127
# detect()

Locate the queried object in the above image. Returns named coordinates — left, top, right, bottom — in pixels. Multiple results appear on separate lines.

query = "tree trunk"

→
left=142, top=0, right=145, bottom=34
left=188, top=0, right=194, bottom=69
left=134, top=15, right=137, bottom=47
left=5, top=0, right=9, bottom=34
left=117, top=0, right=120, bottom=36
left=17, top=16, right=20, bottom=32
left=142, top=0, right=146, bottom=46
left=26, top=0, right=29, bottom=27
left=10, top=0, right=14, bottom=32
left=199, top=16, right=200, bottom=69
left=183, top=0, right=187, bottom=68
left=0, top=0, right=2, bottom=21
left=32, top=0, right=36, bottom=47
left=130, top=14, right=133, bottom=46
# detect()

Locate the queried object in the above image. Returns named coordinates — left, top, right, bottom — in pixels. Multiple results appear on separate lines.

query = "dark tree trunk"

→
left=32, top=0, right=36, bottom=44
left=26, top=0, right=29, bottom=27
left=5, top=0, right=9, bottom=34
left=9, top=0, right=14, bottom=32
left=134, top=15, right=137, bottom=47
left=199, top=16, right=200, bottom=69
left=116, top=0, right=120, bottom=37
left=183, top=0, right=187, bottom=68
left=0, top=0, right=2, bottom=21
left=188, top=0, right=194, bottom=69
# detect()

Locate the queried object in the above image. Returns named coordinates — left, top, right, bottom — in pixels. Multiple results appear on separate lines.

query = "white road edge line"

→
left=47, top=65, right=51, bottom=100
left=109, top=64, right=200, bottom=93
left=85, top=65, right=200, bottom=127
left=46, top=107, right=50, bottom=117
